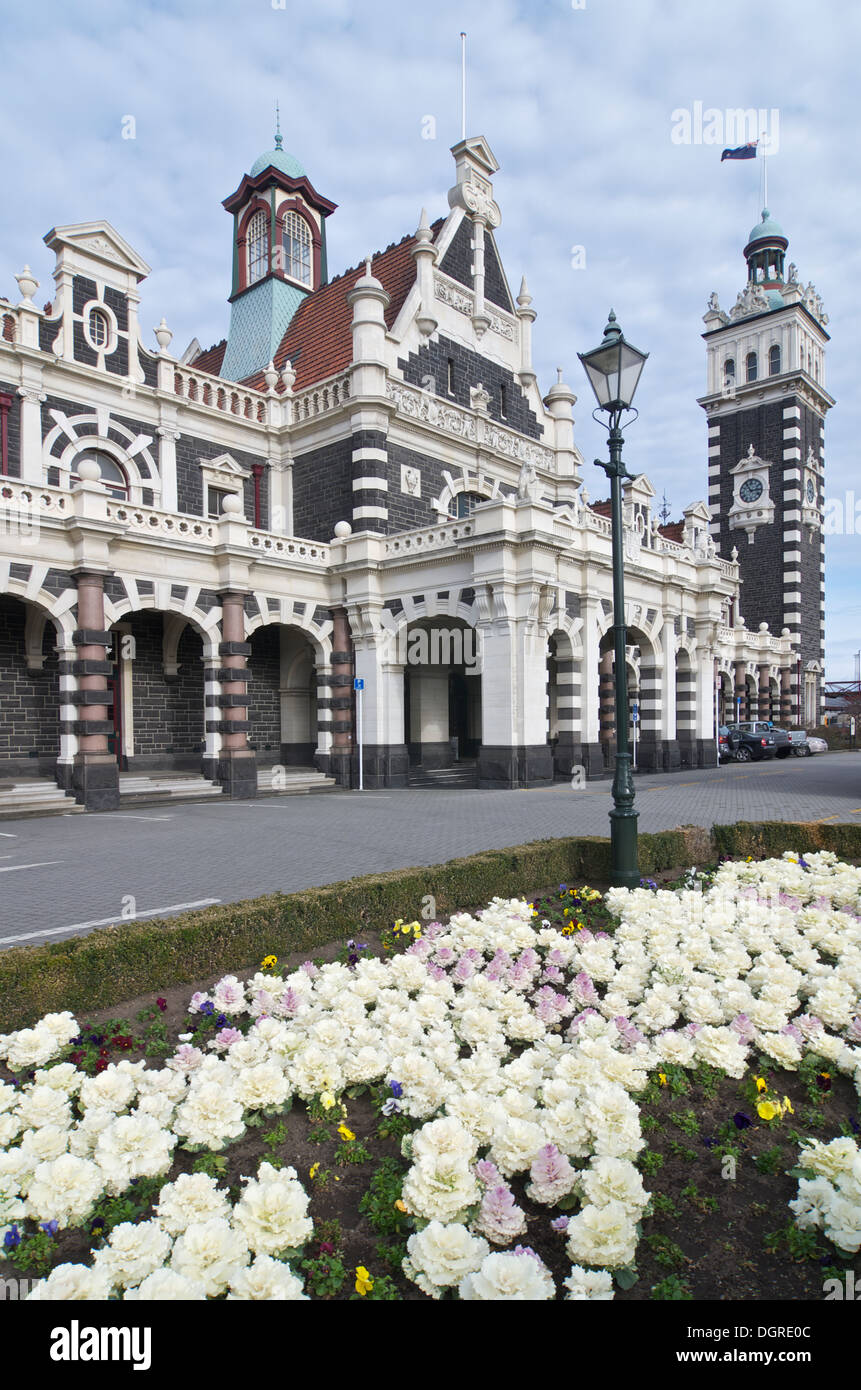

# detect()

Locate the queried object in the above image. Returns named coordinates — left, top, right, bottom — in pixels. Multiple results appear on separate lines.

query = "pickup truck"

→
left=725, top=721, right=790, bottom=761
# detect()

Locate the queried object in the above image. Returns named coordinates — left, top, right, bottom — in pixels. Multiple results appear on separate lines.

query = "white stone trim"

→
left=352, top=505, right=389, bottom=521
left=352, top=476, right=389, bottom=492
left=351, top=447, right=388, bottom=465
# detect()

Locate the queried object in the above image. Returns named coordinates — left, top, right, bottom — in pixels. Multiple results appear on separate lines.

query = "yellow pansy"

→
left=782, top=1096, right=794, bottom=1114
left=320, top=1091, right=336, bottom=1110
left=757, top=1099, right=781, bottom=1121
left=309, top=1162, right=320, bottom=1180
left=355, top=1266, right=374, bottom=1296
left=754, top=1076, right=768, bottom=1093
left=261, top=954, right=278, bottom=970
left=338, top=1123, right=356, bottom=1142
left=394, top=1199, right=407, bottom=1213
left=658, top=1073, right=668, bottom=1087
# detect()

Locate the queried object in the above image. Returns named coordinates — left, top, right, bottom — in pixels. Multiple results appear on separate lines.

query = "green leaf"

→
left=615, top=1265, right=639, bottom=1290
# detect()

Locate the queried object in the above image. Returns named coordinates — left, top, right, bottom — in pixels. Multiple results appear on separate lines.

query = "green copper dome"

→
left=747, top=208, right=786, bottom=244
left=250, top=144, right=306, bottom=179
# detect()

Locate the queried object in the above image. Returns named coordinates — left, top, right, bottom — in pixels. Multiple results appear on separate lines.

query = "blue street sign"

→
left=632, top=702, right=639, bottom=723
left=354, top=678, right=364, bottom=690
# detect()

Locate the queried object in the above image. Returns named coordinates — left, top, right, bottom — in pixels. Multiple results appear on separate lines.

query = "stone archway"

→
left=247, top=625, right=319, bottom=767
left=0, top=595, right=61, bottom=780
left=598, top=625, right=662, bottom=772
left=547, top=627, right=583, bottom=779
left=402, top=616, right=481, bottom=771
left=108, top=611, right=206, bottom=773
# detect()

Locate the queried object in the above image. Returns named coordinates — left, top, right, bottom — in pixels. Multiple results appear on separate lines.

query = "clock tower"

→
left=698, top=209, right=834, bottom=725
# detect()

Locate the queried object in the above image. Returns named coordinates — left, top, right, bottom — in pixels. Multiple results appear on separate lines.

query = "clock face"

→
left=806, top=478, right=815, bottom=504
left=739, top=477, right=764, bottom=504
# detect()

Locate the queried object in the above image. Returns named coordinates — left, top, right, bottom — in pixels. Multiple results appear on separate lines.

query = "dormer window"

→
left=247, top=210, right=269, bottom=286
left=89, top=308, right=110, bottom=347
left=281, top=212, right=312, bottom=286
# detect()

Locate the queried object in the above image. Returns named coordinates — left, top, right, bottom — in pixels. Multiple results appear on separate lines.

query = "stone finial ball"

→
left=333, top=520, right=352, bottom=538
left=76, top=457, right=102, bottom=482
left=221, top=493, right=243, bottom=516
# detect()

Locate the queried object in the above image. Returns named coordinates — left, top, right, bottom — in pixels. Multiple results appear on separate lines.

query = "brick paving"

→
left=1, top=753, right=860, bottom=949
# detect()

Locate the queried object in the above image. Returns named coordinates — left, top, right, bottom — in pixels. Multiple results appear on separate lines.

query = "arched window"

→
left=73, top=451, right=129, bottom=500
left=769, top=344, right=781, bottom=375
left=281, top=212, right=312, bottom=286
left=449, top=492, right=486, bottom=519
left=247, top=210, right=269, bottom=286
left=723, top=357, right=735, bottom=383
left=746, top=352, right=758, bottom=383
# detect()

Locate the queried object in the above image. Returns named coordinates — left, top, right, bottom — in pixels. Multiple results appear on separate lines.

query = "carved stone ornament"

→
left=401, top=464, right=421, bottom=497
left=729, top=282, right=770, bottom=320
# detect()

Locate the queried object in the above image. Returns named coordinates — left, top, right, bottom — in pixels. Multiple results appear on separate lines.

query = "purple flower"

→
left=569, top=972, right=599, bottom=1007
left=3, top=1225, right=21, bottom=1250
left=39, top=1220, right=59, bottom=1238
left=300, top=961, right=319, bottom=978
left=199, top=1001, right=215, bottom=1017
left=475, top=1159, right=503, bottom=1188
left=730, top=1013, right=755, bottom=1043
left=733, top=1111, right=752, bottom=1129
left=388, top=1079, right=403, bottom=1098
left=550, top=1216, right=570, bottom=1233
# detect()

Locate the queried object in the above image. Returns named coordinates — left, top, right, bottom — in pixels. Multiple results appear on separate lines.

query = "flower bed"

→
left=1, top=851, right=860, bottom=1301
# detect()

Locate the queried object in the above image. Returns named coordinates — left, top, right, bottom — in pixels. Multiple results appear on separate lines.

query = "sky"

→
left=2, top=0, right=859, bottom=675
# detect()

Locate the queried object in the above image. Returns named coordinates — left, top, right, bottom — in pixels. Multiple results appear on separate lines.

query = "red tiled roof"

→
left=588, top=500, right=612, bottom=518
left=658, top=521, right=685, bottom=543
left=243, top=220, right=445, bottom=392
left=191, top=339, right=227, bottom=375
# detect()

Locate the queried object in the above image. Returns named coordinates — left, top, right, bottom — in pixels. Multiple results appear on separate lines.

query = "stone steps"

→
left=407, top=764, right=479, bottom=789
left=0, top=781, right=84, bottom=819
left=118, top=774, right=224, bottom=807
left=256, top=767, right=337, bottom=796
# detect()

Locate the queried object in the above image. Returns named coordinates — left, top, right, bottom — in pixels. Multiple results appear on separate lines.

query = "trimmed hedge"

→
left=2, top=821, right=860, bottom=1033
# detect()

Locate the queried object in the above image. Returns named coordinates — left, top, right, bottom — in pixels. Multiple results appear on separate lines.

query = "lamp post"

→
left=578, top=310, right=649, bottom=888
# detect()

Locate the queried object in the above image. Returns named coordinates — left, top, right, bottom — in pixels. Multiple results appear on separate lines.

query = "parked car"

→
left=803, top=735, right=828, bottom=756
left=732, top=721, right=792, bottom=758
left=786, top=730, right=810, bottom=755
left=725, top=723, right=778, bottom=762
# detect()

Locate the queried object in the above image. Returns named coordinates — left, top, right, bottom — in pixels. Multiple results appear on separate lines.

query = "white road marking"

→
left=0, top=860, right=64, bottom=874
left=113, top=815, right=174, bottom=822
left=0, top=898, right=222, bottom=946
left=0, top=832, right=18, bottom=838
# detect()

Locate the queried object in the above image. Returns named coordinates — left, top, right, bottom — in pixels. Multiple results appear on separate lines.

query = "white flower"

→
left=18, top=1124, right=69, bottom=1167
left=231, top=1162, right=313, bottom=1256
left=16, top=1085, right=73, bottom=1132
left=78, top=1067, right=138, bottom=1114
left=124, top=1269, right=208, bottom=1300
left=3, top=1026, right=61, bottom=1071
left=227, top=1255, right=309, bottom=1300
left=403, top=1222, right=489, bottom=1297
left=564, top=1265, right=615, bottom=1300
left=32, top=1063, right=83, bottom=1095
left=566, top=1199, right=638, bottom=1269
left=170, top=1218, right=249, bottom=1297
left=459, top=1250, right=555, bottom=1301
left=155, top=1172, right=231, bottom=1235
left=91, top=1220, right=173, bottom=1290
left=94, top=1114, right=176, bottom=1194
left=26, top=1263, right=114, bottom=1300
left=173, top=1081, right=245, bottom=1150
left=232, top=1063, right=290, bottom=1112
left=25, top=1154, right=105, bottom=1227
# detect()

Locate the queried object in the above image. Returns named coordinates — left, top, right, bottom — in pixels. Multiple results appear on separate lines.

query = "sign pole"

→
left=354, top=677, right=365, bottom=791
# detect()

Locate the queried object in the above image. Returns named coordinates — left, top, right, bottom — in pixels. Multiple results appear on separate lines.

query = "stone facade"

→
left=0, top=134, right=802, bottom=809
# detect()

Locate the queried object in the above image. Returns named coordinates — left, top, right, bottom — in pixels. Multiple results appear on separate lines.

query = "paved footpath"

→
left=1, top=753, right=860, bottom=949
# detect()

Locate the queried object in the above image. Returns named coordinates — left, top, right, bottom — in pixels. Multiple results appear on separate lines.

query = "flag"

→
left=721, top=141, right=758, bottom=161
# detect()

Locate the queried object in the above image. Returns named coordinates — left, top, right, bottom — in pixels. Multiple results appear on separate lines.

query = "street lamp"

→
left=578, top=310, right=649, bottom=888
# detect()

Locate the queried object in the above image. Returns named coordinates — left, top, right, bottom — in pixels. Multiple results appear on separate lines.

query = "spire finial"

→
left=274, top=100, right=283, bottom=151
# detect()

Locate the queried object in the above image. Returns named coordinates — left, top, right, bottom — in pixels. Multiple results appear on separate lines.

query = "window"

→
left=73, top=451, right=129, bottom=500
left=89, top=308, right=110, bottom=347
left=769, top=344, right=781, bottom=375
left=723, top=358, right=735, bottom=383
left=247, top=210, right=269, bottom=286
left=450, top=492, right=485, bottom=519
left=746, top=352, right=758, bottom=383
left=281, top=211, right=312, bottom=286
left=207, top=487, right=235, bottom=519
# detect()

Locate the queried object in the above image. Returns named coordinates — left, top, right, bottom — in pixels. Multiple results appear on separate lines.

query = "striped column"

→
left=757, top=664, right=771, bottom=721
left=314, top=665, right=334, bottom=770
left=707, top=420, right=721, bottom=538
left=733, top=661, right=747, bottom=722
left=637, top=663, right=662, bottom=771
left=70, top=570, right=119, bottom=810
left=553, top=653, right=582, bottom=776
left=330, top=607, right=354, bottom=786
left=212, top=592, right=256, bottom=798
left=780, top=667, right=793, bottom=724
left=351, top=429, right=388, bottom=534
left=676, top=663, right=697, bottom=766
left=56, top=636, right=78, bottom=791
